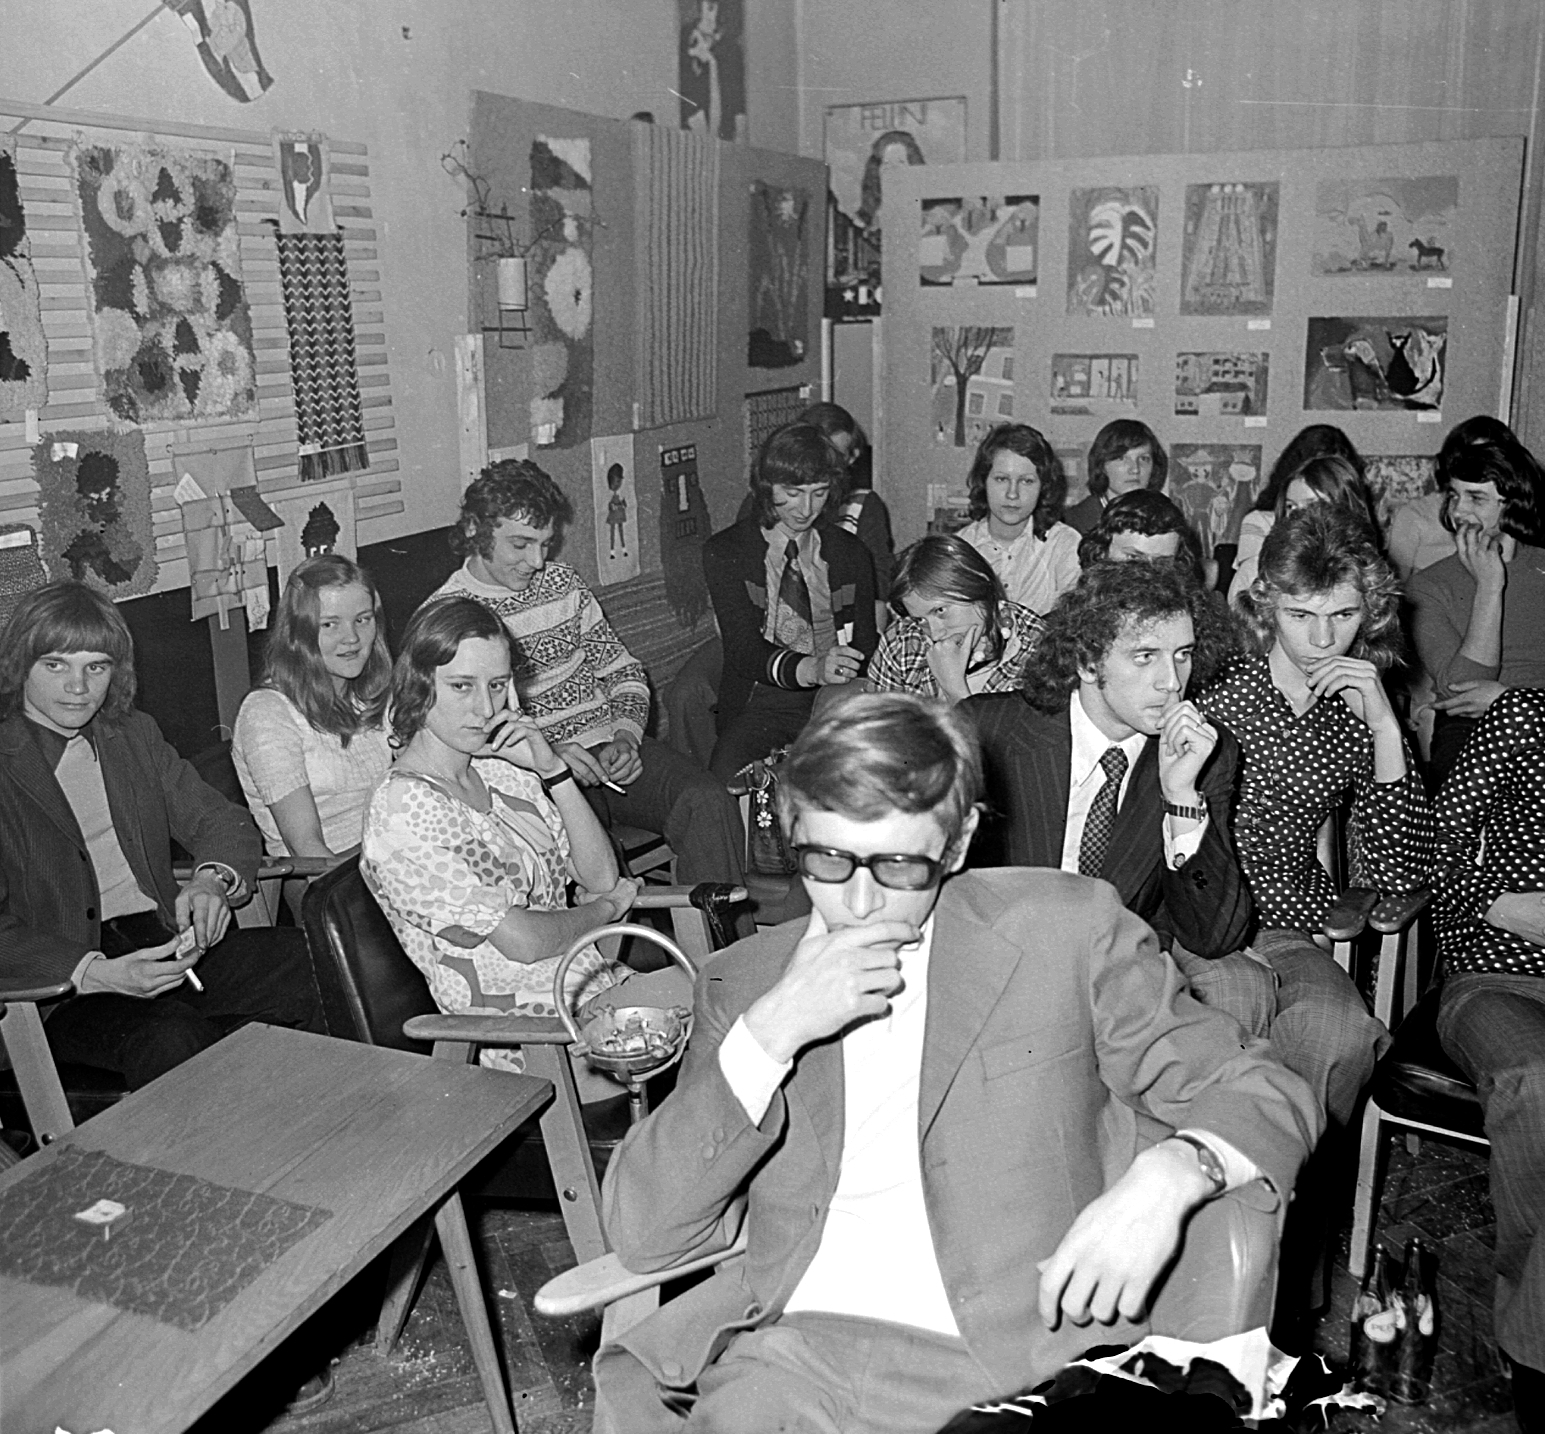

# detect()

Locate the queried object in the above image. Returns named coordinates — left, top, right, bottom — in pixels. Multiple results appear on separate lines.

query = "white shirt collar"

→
left=1070, top=689, right=1149, bottom=789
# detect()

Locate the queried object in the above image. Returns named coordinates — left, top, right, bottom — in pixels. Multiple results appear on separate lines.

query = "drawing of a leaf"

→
left=1087, top=197, right=1155, bottom=270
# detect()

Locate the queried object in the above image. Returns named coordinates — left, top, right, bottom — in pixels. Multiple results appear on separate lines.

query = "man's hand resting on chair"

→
left=1037, top=1139, right=1216, bottom=1329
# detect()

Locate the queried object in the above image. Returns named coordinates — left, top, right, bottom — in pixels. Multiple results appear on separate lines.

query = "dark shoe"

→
left=283, top=1363, right=336, bottom=1415
left=1506, top=1354, right=1545, bottom=1434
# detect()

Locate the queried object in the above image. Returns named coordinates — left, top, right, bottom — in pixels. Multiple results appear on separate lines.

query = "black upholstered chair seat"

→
left=301, top=856, right=634, bottom=1199
left=1369, top=989, right=1485, bottom=1139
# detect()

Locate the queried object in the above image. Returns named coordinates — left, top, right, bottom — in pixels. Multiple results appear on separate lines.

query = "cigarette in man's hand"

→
left=185, top=969, right=205, bottom=993
left=601, top=779, right=627, bottom=794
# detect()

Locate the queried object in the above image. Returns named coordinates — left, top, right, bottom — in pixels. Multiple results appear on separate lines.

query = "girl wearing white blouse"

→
left=232, top=554, right=393, bottom=861
left=954, top=423, right=1082, bottom=618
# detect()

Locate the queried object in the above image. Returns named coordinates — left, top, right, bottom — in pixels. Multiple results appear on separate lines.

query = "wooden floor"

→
left=196, top=1135, right=1516, bottom=1434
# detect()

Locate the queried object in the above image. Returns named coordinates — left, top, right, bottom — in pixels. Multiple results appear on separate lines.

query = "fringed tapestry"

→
left=273, top=230, right=368, bottom=481
left=0, top=137, right=48, bottom=422
left=34, top=429, right=157, bottom=598
left=632, top=122, right=719, bottom=428
left=528, top=136, right=594, bottom=449
left=73, top=140, right=257, bottom=424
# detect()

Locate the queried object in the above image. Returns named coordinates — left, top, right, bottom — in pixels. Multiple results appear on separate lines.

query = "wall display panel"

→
left=0, top=98, right=404, bottom=596
left=879, top=138, right=1523, bottom=555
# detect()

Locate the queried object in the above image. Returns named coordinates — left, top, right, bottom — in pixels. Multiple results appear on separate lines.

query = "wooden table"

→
left=0, top=1023, right=551, bottom=1434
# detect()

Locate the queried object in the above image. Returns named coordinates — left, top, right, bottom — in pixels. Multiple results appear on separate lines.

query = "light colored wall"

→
left=0, top=0, right=799, bottom=544
left=795, top=0, right=1545, bottom=454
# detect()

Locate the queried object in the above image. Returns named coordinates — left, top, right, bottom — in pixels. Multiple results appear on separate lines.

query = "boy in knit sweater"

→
left=433, top=461, right=745, bottom=887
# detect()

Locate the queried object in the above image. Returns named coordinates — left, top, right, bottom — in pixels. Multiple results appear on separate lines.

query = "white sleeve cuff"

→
left=717, top=1015, right=793, bottom=1126
left=71, top=950, right=105, bottom=991
left=1163, top=813, right=1209, bottom=870
left=1178, top=1128, right=1260, bottom=1193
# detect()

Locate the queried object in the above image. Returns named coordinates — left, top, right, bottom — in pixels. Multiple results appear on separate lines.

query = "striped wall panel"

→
left=0, top=109, right=402, bottom=585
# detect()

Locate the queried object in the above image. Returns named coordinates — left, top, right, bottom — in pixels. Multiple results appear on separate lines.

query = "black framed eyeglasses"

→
left=790, top=844, right=945, bottom=891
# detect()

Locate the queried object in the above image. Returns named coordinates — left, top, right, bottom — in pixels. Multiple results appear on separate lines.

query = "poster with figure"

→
left=919, top=194, right=1038, bottom=287
left=1180, top=181, right=1277, bottom=316
left=592, top=433, right=640, bottom=586
left=1303, top=316, right=1448, bottom=412
left=1067, top=186, right=1158, bottom=318
left=931, top=326, right=1014, bottom=448
left=164, top=0, right=274, bottom=103
left=679, top=0, right=746, bottom=143
left=748, top=182, right=810, bottom=369
left=1167, top=443, right=1263, bottom=556
left=1311, top=177, right=1458, bottom=277
left=1050, top=352, right=1139, bottom=417
left=1174, top=352, right=1269, bottom=417
left=824, top=97, right=967, bottom=320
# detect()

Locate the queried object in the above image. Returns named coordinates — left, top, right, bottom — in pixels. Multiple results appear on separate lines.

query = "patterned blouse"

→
left=1433, top=687, right=1545, bottom=978
left=361, top=758, right=622, bottom=1072
left=1198, top=655, right=1434, bottom=934
left=866, top=601, right=1045, bottom=700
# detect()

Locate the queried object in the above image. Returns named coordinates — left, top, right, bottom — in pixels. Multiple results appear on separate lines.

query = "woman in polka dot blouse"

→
left=1198, top=506, right=1433, bottom=1130
left=361, top=597, right=637, bottom=1078
left=1431, top=685, right=1545, bottom=1421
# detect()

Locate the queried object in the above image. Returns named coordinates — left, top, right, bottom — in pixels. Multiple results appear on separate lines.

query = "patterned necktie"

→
left=1078, top=746, right=1129, bottom=878
left=773, top=537, right=815, bottom=651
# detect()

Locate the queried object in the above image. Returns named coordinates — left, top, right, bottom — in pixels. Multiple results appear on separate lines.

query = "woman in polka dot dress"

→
left=1198, top=506, right=1433, bottom=1131
left=1432, top=686, right=1545, bottom=1422
left=361, top=597, right=637, bottom=1076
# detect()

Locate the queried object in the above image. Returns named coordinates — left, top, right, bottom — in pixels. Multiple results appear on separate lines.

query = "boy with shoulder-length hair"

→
left=0, top=581, right=323, bottom=1092
left=1200, top=505, right=1429, bottom=1131
left=435, top=457, right=746, bottom=889
left=599, top=690, right=1317, bottom=1434
left=702, top=422, right=878, bottom=779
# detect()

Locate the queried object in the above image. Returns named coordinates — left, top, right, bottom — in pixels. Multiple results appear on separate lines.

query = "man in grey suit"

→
left=0, top=582, right=324, bottom=1091
left=599, top=692, right=1318, bottom=1433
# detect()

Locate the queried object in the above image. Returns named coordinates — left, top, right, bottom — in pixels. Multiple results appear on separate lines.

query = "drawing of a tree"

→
left=932, top=325, right=1010, bottom=446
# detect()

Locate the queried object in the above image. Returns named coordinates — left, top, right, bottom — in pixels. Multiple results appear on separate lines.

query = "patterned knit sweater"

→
left=434, top=563, right=650, bottom=747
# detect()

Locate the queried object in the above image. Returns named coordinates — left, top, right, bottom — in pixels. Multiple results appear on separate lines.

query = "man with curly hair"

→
left=1200, top=505, right=1430, bottom=1133
left=434, top=459, right=745, bottom=887
left=966, top=560, right=1267, bottom=1028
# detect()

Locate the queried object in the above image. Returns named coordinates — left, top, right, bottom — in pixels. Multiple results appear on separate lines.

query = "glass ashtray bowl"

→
left=577, top=1004, right=692, bottom=1080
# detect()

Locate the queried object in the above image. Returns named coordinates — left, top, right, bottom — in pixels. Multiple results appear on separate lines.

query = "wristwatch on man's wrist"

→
left=1161, top=794, right=1208, bottom=822
left=192, top=862, right=238, bottom=893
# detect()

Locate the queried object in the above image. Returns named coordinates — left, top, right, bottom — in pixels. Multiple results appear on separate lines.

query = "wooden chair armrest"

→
left=535, top=1228, right=750, bottom=1318
left=632, top=884, right=747, bottom=910
left=1369, top=886, right=1431, bottom=935
left=1323, top=887, right=1380, bottom=943
left=401, top=1012, right=574, bottom=1046
left=173, top=855, right=336, bottom=883
left=0, top=977, right=74, bottom=1005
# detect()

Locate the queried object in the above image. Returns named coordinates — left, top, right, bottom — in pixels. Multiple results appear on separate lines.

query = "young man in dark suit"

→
left=966, top=560, right=1273, bottom=1028
left=598, top=692, right=1318, bottom=1433
left=0, top=582, right=324, bottom=1091
left=701, top=422, right=878, bottom=780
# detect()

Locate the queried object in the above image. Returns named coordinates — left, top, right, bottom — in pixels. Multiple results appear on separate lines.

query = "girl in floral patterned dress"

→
left=361, top=596, right=637, bottom=1075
